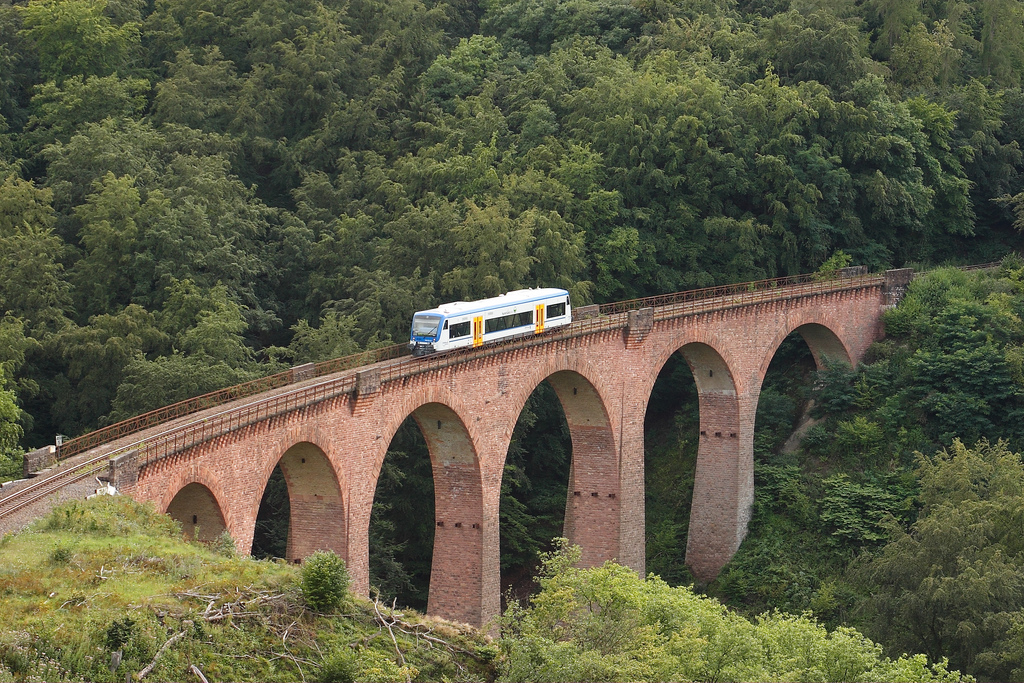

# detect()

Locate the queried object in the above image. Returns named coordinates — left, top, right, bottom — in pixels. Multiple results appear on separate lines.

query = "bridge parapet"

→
left=48, top=268, right=889, bottom=476
left=884, top=268, right=914, bottom=308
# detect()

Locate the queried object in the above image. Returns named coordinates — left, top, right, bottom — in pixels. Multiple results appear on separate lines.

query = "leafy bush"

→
left=501, top=542, right=965, bottom=682
left=318, top=649, right=358, bottom=683
left=47, top=541, right=74, bottom=566
left=301, top=550, right=351, bottom=612
left=318, top=647, right=419, bottom=683
left=105, top=616, right=137, bottom=651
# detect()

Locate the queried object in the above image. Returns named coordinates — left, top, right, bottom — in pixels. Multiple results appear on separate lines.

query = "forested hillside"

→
left=0, top=0, right=1021, bottom=449
left=2, top=0, right=1024, bottom=679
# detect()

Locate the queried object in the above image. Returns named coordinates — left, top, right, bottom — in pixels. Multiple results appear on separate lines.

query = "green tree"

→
left=300, top=550, right=351, bottom=612
left=857, top=439, right=1024, bottom=680
left=0, top=365, right=23, bottom=473
left=21, top=74, right=149, bottom=156
left=17, top=0, right=140, bottom=82
left=500, top=541, right=965, bottom=682
left=54, top=304, right=167, bottom=432
left=0, top=174, right=70, bottom=334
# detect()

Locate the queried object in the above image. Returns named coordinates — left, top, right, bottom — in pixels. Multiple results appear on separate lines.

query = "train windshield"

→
left=411, top=314, right=442, bottom=338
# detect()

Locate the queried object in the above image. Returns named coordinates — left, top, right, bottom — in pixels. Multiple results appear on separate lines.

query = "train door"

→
left=473, top=316, right=483, bottom=347
left=535, top=304, right=545, bottom=334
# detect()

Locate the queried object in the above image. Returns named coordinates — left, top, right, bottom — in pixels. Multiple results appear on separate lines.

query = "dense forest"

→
left=2, top=0, right=1024, bottom=679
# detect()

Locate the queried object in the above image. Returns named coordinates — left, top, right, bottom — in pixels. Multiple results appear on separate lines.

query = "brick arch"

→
left=500, top=354, right=617, bottom=441
left=364, top=387, right=486, bottom=627
left=638, top=332, right=751, bottom=583
left=642, top=327, right=745, bottom=403
left=239, top=424, right=347, bottom=563
left=759, top=314, right=854, bottom=381
left=497, top=356, right=622, bottom=568
left=371, top=385, right=481, bottom=477
left=254, top=423, right=344, bottom=513
left=162, top=467, right=230, bottom=545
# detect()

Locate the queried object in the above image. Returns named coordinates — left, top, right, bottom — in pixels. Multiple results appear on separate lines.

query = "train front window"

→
left=412, top=315, right=442, bottom=338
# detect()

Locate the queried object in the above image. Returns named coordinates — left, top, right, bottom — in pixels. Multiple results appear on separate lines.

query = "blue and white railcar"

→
left=408, top=288, right=572, bottom=356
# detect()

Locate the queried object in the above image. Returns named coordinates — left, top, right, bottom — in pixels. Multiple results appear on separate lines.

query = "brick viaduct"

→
left=15, top=269, right=914, bottom=628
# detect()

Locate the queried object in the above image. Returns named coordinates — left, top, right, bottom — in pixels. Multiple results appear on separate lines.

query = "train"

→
left=408, top=288, right=572, bottom=356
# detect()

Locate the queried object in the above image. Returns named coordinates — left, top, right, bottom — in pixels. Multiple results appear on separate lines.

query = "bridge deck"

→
left=0, top=270, right=889, bottom=529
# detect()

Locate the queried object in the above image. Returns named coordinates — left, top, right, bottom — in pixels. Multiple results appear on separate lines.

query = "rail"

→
left=55, top=343, right=411, bottom=461
left=51, top=269, right=880, bottom=477
left=55, top=269, right=888, bottom=466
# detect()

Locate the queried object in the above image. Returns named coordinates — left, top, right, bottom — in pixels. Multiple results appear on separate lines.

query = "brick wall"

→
left=125, top=281, right=887, bottom=626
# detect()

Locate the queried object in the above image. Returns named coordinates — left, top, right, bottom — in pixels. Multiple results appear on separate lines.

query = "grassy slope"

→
left=0, top=497, right=497, bottom=683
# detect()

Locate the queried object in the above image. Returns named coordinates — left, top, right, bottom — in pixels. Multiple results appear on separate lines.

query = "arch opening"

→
left=500, top=380, right=571, bottom=605
left=369, top=417, right=435, bottom=610
left=754, top=331, right=819, bottom=466
left=798, top=323, right=852, bottom=369
left=518, top=371, right=619, bottom=571
left=370, top=402, right=484, bottom=626
left=254, top=441, right=345, bottom=563
left=643, top=351, right=700, bottom=584
left=166, top=482, right=227, bottom=543
left=644, top=341, right=742, bottom=583
left=252, top=466, right=289, bottom=559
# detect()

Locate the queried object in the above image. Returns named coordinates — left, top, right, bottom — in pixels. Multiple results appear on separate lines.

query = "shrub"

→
left=48, top=541, right=74, bottom=566
left=301, top=550, right=350, bottom=612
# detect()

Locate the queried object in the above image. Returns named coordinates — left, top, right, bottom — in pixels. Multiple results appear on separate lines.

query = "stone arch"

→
left=496, top=356, right=621, bottom=569
left=247, top=424, right=347, bottom=564
left=501, top=354, right=617, bottom=446
left=641, top=327, right=747, bottom=403
left=369, top=391, right=486, bottom=627
left=761, top=318, right=854, bottom=382
left=275, top=441, right=346, bottom=562
left=644, top=335, right=750, bottom=582
left=546, top=370, right=619, bottom=568
left=371, top=387, right=480, bottom=479
left=165, top=481, right=228, bottom=543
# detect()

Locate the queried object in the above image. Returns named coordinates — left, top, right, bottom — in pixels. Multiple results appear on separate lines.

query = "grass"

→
left=0, top=496, right=498, bottom=682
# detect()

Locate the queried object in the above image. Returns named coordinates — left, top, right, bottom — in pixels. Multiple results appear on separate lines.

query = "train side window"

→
left=484, top=311, right=533, bottom=334
left=547, top=302, right=566, bottom=318
left=450, top=321, right=471, bottom=338
left=443, top=321, right=448, bottom=329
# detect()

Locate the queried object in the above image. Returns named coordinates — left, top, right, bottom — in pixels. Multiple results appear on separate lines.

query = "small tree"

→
left=301, top=550, right=350, bottom=612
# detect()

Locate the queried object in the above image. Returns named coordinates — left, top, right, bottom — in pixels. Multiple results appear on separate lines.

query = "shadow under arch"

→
left=166, top=482, right=228, bottom=542
left=648, top=340, right=747, bottom=582
left=261, top=441, right=346, bottom=563
left=541, top=370, right=619, bottom=569
left=765, top=322, right=853, bottom=378
left=396, top=401, right=484, bottom=626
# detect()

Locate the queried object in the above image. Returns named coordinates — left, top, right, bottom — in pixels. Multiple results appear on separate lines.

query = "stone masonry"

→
left=120, top=281, right=888, bottom=628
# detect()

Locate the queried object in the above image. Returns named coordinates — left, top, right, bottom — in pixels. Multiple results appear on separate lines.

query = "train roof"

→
left=414, top=288, right=569, bottom=318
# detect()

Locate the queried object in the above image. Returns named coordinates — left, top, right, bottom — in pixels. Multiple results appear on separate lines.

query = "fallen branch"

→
left=189, top=664, right=209, bottom=683
left=372, top=598, right=409, bottom=683
left=136, top=622, right=191, bottom=680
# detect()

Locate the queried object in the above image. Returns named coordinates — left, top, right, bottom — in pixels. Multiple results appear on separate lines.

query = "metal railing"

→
left=55, top=343, right=411, bottom=461
left=55, top=268, right=885, bottom=467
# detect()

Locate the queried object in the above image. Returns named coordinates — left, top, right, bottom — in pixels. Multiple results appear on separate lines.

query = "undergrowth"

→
left=0, top=497, right=498, bottom=683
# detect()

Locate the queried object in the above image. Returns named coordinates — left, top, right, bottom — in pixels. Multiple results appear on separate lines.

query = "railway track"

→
left=0, top=453, right=110, bottom=519
left=0, top=262, right=998, bottom=528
